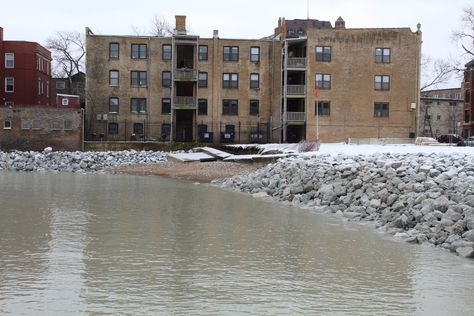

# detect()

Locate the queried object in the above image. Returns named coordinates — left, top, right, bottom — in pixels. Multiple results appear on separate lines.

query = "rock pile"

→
left=220, top=152, right=474, bottom=258
left=0, top=149, right=166, bottom=173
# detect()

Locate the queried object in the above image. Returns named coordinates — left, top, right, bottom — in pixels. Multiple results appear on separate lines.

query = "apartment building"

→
left=463, top=59, right=474, bottom=137
left=85, top=15, right=421, bottom=143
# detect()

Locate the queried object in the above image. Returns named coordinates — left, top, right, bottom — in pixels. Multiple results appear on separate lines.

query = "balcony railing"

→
left=287, top=85, right=306, bottom=95
left=174, top=69, right=197, bottom=81
left=173, top=96, right=197, bottom=109
left=286, top=112, right=306, bottom=121
left=287, top=58, right=307, bottom=68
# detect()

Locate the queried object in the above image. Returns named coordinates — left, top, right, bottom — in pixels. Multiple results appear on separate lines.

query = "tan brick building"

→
left=85, top=15, right=421, bottom=143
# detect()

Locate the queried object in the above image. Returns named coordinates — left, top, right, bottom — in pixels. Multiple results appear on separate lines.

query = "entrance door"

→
left=175, top=110, right=194, bottom=142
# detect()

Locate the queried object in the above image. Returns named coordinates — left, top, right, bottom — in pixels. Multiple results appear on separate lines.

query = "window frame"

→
left=108, top=122, right=119, bottom=135
left=51, top=120, right=61, bottom=131
left=32, top=120, right=41, bottom=130
left=199, top=45, right=208, bottom=61
left=316, top=73, right=331, bottom=90
left=130, top=98, right=147, bottom=113
left=374, top=75, right=390, bottom=91
left=109, top=43, right=120, bottom=59
left=64, top=120, right=73, bottom=130
left=162, top=44, right=172, bottom=60
left=161, top=98, right=171, bottom=114
left=109, top=97, right=119, bottom=113
left=130, top=71, right=147, bottom=87
left=374, top=102, right=389, bottom=117
left=375, top=47, right=391, bottom=63
left=316, top=46, right=331, bottom=62
left=5, top=77, right=14, bottom=92
left=133, top=122, right=144, bottom=135
left=250, top=46, right=260, bottom=62
left=56, top=81, right=66, bottom=90
left=109, top=70, right=119, bottom=86
left=131, top=43, right=147, bottom=59
left=5, top=53, right=14, bottom=68
left=316, top=101, right=331, bottom=116
left=223, top=73, right=238, bottom=89
left=198, top=72, right=208, bottom=88
left=222, top=99, right=238, bottom=115
left=198, top=98, right=208, bottom=115
left=162, top=71, right=172, bottom=87
left=3, top=119, right=12, bottom=130
left=223, top=46, right=239, bottom=62
left=250, top=73, right=260, bottom=89
left=21, top=119, right=30, bottom=130
left=249, top=99, right=259, bottom=116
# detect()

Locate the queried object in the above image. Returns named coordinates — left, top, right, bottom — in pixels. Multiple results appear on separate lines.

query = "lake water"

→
left=0, top=171, right=473, bottom=315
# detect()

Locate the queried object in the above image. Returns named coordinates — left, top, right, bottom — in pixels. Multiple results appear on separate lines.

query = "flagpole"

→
left=316, top=83, right=319, bottom=141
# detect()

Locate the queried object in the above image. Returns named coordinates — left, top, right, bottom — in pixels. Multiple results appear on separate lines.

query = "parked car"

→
left=436, top=134, right=463, bottom=144
left=458, top=136, right=474, bottom=146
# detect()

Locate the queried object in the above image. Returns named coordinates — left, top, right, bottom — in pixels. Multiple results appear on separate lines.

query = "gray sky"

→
left=1, top=0, right=472, bottom=88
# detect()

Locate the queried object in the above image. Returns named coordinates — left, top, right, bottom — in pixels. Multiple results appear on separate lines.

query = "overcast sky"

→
left=1, top=0, right=472, bottom=88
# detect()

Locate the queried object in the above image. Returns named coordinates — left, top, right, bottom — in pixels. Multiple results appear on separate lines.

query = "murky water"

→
left=0, top=172, right=473, bottom=315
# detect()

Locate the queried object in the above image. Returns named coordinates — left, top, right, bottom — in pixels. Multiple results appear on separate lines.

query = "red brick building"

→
left=463, top=59, right=474, bottom=137
left=0, top=27, right=52, bottom=107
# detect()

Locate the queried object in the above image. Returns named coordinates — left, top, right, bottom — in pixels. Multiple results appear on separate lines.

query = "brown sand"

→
left=112, top=161, right=266, bottom=183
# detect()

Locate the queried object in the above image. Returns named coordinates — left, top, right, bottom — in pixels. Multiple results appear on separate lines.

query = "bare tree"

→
left=453, top=7, right=474, bottom=58
left=131, top=15, right=173, bottom=37
left=46, top=31, right=85, bottom=93
left=421, top=55, right=456, bottom=91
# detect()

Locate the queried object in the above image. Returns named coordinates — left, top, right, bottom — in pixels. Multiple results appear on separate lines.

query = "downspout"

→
left=269, top=36, right=275, bottom=142
left=282, top=40, right=288, bottom=142
left=415, top=23, right=422, bottom=138
left=147, top=36, right=151, bottom=141
left=171, top=35, right=175, bottom=142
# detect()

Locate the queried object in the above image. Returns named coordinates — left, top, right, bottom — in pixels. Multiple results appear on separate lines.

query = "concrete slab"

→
left=168, top=152, right=216, bottom=162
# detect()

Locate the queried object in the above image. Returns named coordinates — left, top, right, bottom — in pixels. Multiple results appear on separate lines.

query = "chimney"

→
left=175, top=15, right=187, bottom=35
left=213, top=30, right=219, bottom=39
left=335, top=16, right=345, bottom=29
left=0, top=27, right=3, bottom=42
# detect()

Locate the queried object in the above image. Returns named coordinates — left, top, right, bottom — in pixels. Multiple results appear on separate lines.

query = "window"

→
left=131, top=71, right=147, bottom=86
left=21, top=120, right=30, bottom=130
left=198, top=124, right=208, bottom=134
left=3, top=120, right=11, bottom=130
left=374, top=102, right=389, bottom=117
left=109, top=70, right=119, bottom=86
left=109, top=97, right=119, bottom=113
left=225, top=125, right=235, bottom=133
left=198, top=99, right=208, bottom=115
left=250, top=73, right=260, bottom=89
left=249, top=100, right=259, bottom=116
left=52, top=120, right=61, bottom=130
left=162, top=71, right=171, bottom=87
left=162, top=44, right=172, bottom=60
left=56, top=81, right=66, bottom=90
left=32, top=120, right=41, bottom=130
left=109, top=43, right=119, bottom=59
left=5, top=53, right=14, bottom=68
left=316, top=101, right=330, bottom=116
left=223, top=46, right=239, bottom=61
left=437, top=115, right=441, bottom=120
left=131, top=98, right=147, bottom=113
left=198, top=72, right=208, bottom=88
left=108, top=122, right=119, bottom=135
left=316, top=46, right=331, bottom=62
left=133, top=122, right=144, bottom=135
left=316, top=74, right=331, bottom=90
left=5, top=77, right=14, bottom=92
left=62, top=98, right=69, bottom=106
left=375, top=48, right=391, bottom=63
left=223, top=99, right=238, bottom=115
left=64, top=120, right=72, bottom=130
left=223, top=73, right=238, bottom=88
left=161, top=98, right=171, bottom=114
left=375, top=75, right=390, bottom=91
left=250, top=47, right=260, bottom=62
left=131, top=44, right=147, bottom=59
left=199, top=45, right=208, bottom=61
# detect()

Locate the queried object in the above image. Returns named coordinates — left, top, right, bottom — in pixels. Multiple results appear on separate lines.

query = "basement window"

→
left=3, top=120, right=12, bottom=130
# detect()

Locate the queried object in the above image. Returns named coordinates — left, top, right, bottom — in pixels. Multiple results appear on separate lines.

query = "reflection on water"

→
left=0, top=172, right=473, bottom=315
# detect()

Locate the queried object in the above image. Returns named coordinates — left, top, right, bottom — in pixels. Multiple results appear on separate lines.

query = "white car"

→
left=461, top=136, right=474, bottom=146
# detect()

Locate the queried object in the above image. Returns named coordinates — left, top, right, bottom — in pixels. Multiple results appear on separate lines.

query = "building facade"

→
left=463, top=59, right=474, bottom=137
left=85, top=16, right=421, bottom=143
left=51, top=72, right=85, bottom=108
left=419, top=88, right=463, bottom=137
left=0, top=27, right=52, bottom=107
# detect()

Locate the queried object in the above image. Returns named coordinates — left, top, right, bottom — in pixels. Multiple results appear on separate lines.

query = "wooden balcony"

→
left=174, top=69, right=197, bottom=81
left=173, top=96, right=197, bottom=109
left=287, top=85, right=306, bottom=95
left=287, top=57, right=307, bottom=69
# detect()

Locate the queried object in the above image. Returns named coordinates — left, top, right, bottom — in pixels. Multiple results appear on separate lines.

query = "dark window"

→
left=375, top=48, right=391, bottom=63
left=109, top=70, right=119, bottom=86
left=131, top=44, right=147, bottom=59
left=316, top=46, right=331, bottom=62
left=162, top=98, right=171, bottom=114
left=225, top=124, right=235, bottom=133
left=108, top=122, right=119, bottom=135
left=249, top=100, right=259, bottom=116
left=374, top=102, right=389, bottom=117
left=223, top=73, right=238, bottom=88
left=198, top=72, right=208, bottom=88
left=250, top=47, right=260, bottom=62
left=250, top=73, right=259, bottom=89
left=223, top=99, right=238, bottom=115
left=131, top=71, right=147, bottom=86
left=3, top=119, right=11, bottom=129
left=199, top=45, right=208, bottom=61
left=109, top=97, right=119, bottom=113
left=162, top=44, right=172, bottom=60
left=198, top=99, right=208, bottom=115
left=131, top=98, right=146, bottom=113
left=316, top=73, right=331, bottom=89
left=5, top=77, right=14, bottom=92
left=223, top=46, right=239, bottom=61
left=133, top=122, right=144, bottom=134
left=198, top=124, right=208, bottom=134
left=162, top=71, right=171, bottom=87
left=64, top=120, right=72, bottom=130
left=465, top=90, right=471, bottom=103
left=375, top=75, right=390, bottom=91
left=316, top=101, right=330, bottom=116
left=161, top=123, right=171, bottom=139
left=109, top=43, right=119, bottom=59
